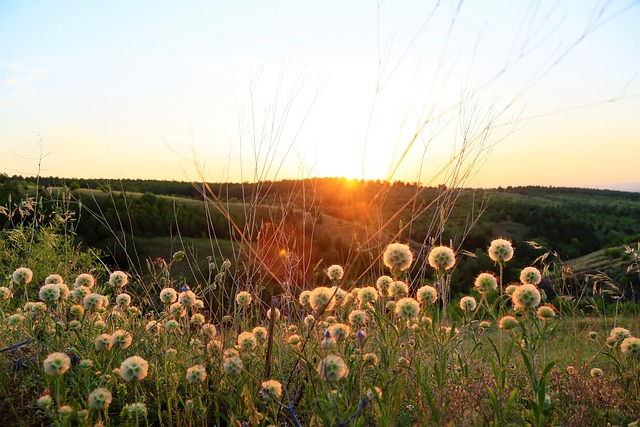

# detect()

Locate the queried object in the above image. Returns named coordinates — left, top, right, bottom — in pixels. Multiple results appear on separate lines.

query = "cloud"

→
left=4, top=68, right=47, bottom=87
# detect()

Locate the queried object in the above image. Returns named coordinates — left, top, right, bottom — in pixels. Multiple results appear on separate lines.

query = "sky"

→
left=1, top=1, right=639, bottom=190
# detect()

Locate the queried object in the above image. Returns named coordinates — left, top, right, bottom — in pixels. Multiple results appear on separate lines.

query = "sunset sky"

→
left=1, top=1, right=639, bottom=190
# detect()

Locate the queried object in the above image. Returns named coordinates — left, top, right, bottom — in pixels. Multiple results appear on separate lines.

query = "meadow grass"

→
left=0, top=205, right=639, bottom=427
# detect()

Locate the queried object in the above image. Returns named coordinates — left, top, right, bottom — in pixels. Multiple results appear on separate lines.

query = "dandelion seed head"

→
left=376, top=275, right=393, bottom=293
left=109, top=271, right=128, bottom=288
left=235, top=291, right=252, bottom=307
left=488, top=238, right=514, bottom=263
left=186, top=365, right=207, bottom=384
left=428, top=246, right=456, bottom=271
left=416, top=285, right=438, bottom=305
left=74, top=273, right=95, bottom=289
left=520, top=267, right=542, bottom=285
left=512, top=284, right=541, bottom=310
left=499, top=315, right=519, bottom=331
left=327, top=264, right=344, bottom=281
left=260, top=379, right=283, bottom=401
left=43, top=352, right=71, bottom=376
left=459, top=296, right=477, bottom=312
left=317, top=355, right=349, bottom=382
left=388, top=281, right=409, bottom=298
left=395, top=297, right=420, bottom=320
left=120, top=355, right=149, bottom=382
left=357, top=286, right=378, bottom=306
left=621, top=336, right=640, bottom=358
left=474, top=272, right=498, bottom=293
left=383, top=243, right=413, bottom=271
left=12, top=267, right=33, bottom=285
left=88, top=388, right=112, bottom=410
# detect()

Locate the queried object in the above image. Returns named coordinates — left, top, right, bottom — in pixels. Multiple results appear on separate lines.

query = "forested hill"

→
left=1, top=174, right=639, bottom=295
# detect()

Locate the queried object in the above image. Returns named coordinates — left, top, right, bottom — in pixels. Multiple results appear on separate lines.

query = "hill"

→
left=1, top=174, right=638, bottom=300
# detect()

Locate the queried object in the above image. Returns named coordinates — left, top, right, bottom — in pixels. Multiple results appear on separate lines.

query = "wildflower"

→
left=114, top=293, right=131, bottom=307
left=74, top=273, right=95, bottom=289
left=45, top=274, right=64, bottom=284
left=499, top=316, right=519, bottom=331
left=376, top=276, right=393, bottom=294
left=474, top=273, right=498, bottom=293
left=200, top=323, right=217, bottom=340
left=505, top=283, right=519, bottom=295
left=288, top=325, right=298, bottom=333
left=299, top=290, right=311, bottom=306
left=39, top=283, right=61, bottom=304
left=73, top=285, right=90, bottom=300
left=488, top=238, right=514, bottom=263
left=194, top=299, right=204, bottom=309
left=427, top=246, right=455, bottom=271
left=58, top=283, right=70, bottom=300
left=186, top=365, right=207, bottom=383
left=235, top=291, right=252, bottom=306
left=512, top=284, right=541, bottom=310
left=127, top=402, right=147, bottom=418
left=267, top=308, right=281, bottom=320
left=459, top=296, right=477, bottom=312
left=363, top=352, right=379, bottom=366
left=327, top=264, right=344, bottom=281
left=88, top=387, right=113, bottom=410
left=309, top=286, right=336, bottom=312
left=328, top=323, right=351, bottom=341
left=388, top=281, right=409, bottom=298
left=112, top=329, right=132, bottom=350
left=252, top=326, right=267, bottom=341
left=395, top=297, right=420, bottom=320
left=589, top=331, right=599, bottom=341
left=366, top=386, right=382, bottom=401
left=94, top=333, right=113, bottom=351
left=12, top=267, right=33, bottom=285
left=287, top=334, right=301, bottom=346
left=223, top=355, right=244, bottom=375
left=43, top=352, right=71, bottom=376
left=357, top=286, right=378, bottom=306
left=621, top=337, right=640, bottom=358
left=83, top=293, right=106, bottom=311
left=590, top=368, right=604, bottom=378
left=537, top=305, right=556, bottom=321
left=159, top=288, right=178, bottom=304
left=386, top=300, right=396, bottom=311
left=109, top=271, right=128, bottom=288
left=260, top=379, right=283, bottom=401
left=78, top=359, right=94, bottom=369
left=479, top=320, right=491, bottom=330
left=383, top=243, right=413, bottom=271
left=348, top=309, right=368, bottom=326
left=7, top=313, right=25, bottom=326
left=237, top=331, right=257, bottom=351
left=416, top=285, right=438, bottom=305
left=165, top=319, right=180, bottom=332
left=317, top=355, right=349, bottom=382
left=0, top=286, right=12, bottom=299
left=172, top=250, right=185, bottom=262
left=191, top=313, right=205, bottom=325
left=58, top=405, right=73, bottom=418
left=609, top=327, right=631, bottom=343
left=120, top=356, right=149, bottom=381
left=520, top=267, right=542, bottom=285
left=304, top=315, right=315, bottom=327
left=221, top=259, right=232, bottom=270
left=168, top=302, right=186, bottom=318
left=37, top=394, right=53, bottom=409
left=178, top=290, right=197, bottom=308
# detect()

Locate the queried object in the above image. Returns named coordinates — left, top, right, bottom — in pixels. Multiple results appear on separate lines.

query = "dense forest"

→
left=1, top=173, right=639, bottom=304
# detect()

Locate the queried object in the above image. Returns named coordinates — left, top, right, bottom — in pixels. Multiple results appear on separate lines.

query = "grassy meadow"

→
left=0, top=178, right=639, bottom=426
